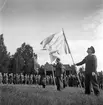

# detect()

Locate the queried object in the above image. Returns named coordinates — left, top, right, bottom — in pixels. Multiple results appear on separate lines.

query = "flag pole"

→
left=49, top=54, right=56, bottom=87
left=62, top=28, right=82, bottom=88
left=51, top=62, right=56, bottom=87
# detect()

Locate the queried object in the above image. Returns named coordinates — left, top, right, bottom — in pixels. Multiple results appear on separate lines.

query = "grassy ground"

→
left=0, top=84, right=103, bottom=105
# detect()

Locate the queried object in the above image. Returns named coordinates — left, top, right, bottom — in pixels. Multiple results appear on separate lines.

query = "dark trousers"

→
left=56, top=76, right=63, bottom=91
left=85, top=73, right=99, bottom=95
left=40, top=76, right=46, bottom=88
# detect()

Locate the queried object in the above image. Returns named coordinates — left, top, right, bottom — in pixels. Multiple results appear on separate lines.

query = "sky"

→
left=0, top=0, right=103, bottom=71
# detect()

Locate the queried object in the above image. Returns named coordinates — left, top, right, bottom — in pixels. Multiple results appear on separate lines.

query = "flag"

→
left=62, top=29, right=71, bottom=54
left=41, top=30, right=71, bottom=55
left=49, top=53, right=57, bottom=63
left=40, top=29, right=71, bottom=63
left=49, top=50, right=60, bottom=63
left=40, top=34, right=55, bottom=49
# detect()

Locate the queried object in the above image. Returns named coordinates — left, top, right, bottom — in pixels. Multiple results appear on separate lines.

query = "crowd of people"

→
left=0, top=72, right=83, bottom=86
left=0, top=71, right=102, bottom=89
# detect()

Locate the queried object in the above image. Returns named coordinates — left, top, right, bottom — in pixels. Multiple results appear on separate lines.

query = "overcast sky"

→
left=0, top=0, right=103, bottom=71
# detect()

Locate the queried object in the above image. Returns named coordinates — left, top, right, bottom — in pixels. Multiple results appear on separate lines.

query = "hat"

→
left=56, top=58, right=60, bottom=61
left=88, top=46, right=95, bottom=53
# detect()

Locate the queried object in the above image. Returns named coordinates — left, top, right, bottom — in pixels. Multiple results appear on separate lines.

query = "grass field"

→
left=0, top=84, right=103, bottom=105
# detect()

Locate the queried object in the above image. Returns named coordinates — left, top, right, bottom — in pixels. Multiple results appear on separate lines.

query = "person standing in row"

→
left=39, top=65, right=46, bottom=88
left=76, top=46, right=100, bottom=96
left=0, top=72, right=2, bottom=84
left=54, top=58, right=64, bottom=91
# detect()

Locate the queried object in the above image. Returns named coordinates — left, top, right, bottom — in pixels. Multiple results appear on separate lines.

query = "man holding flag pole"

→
left=75, top=46, right=100, bottom=96
left=53, top=57, right=64, bottom=91
left=40, top=28, right=82, bottom=90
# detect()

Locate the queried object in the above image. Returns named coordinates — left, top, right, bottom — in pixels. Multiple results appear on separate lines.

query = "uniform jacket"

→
left=76, top=54, right=97, bottom=74
left=55, top=62, right=63, bottom=77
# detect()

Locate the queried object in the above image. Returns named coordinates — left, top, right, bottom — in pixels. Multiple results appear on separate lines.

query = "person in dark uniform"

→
left=98, top=71, right=103, bottom=89
left=0, top=72, right=3, bottom=84
left=13, top=74, right=16, bottom=84
left=63, top=67, right=67, bottom=88
left=39, top=65, right=46, bottom=88
left=76, top=46, right=100, bottom=95
left=54, top=58, right=64, bottom=91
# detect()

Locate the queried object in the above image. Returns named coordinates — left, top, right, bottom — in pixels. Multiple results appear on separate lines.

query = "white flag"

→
left=40, top=34, right=55, bottom=49
left=49, top=50, right=60, bottom=63
left=40, top=30, right=71, bottom=62
left=49, top=53, right=57, bottom=63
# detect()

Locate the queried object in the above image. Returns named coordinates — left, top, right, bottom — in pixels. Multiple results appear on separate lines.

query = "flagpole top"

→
left=62, top=28, right=64, bottom=31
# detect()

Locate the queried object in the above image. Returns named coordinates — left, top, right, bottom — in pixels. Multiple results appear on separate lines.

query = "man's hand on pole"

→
left=92, top=72, right=95, bottom=76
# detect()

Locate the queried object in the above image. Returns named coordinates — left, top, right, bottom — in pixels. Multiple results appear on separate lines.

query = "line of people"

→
left=0, top=72, right=103, bottom=89
left=0, top=72, right=84, bottom=87
left=0, top=72, right=55, bottom=86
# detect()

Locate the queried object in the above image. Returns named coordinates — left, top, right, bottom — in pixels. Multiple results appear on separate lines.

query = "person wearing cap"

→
left=54, top=58, right=64, bottom=91
left=75, top=46, right=100, bottom=96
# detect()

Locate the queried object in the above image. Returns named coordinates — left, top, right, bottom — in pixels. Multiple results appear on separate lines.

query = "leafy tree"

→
left=0, top=34, right=10, bottom=73
left=0, top=35, right=39, bottom=74
left=13, top=52, right=24, bottom=73
left=13, top=42, right=39, bottom=74
left=8, top=55, right=15, bottom=73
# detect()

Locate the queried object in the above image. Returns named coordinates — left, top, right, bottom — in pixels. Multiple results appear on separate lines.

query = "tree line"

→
left=0, top=34, right=39, bottom=74
left=0, top=34, right=85, bottom=75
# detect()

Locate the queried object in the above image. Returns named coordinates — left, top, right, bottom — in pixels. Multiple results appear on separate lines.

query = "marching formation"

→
left=0, top=69, right=103, bottom=90
left=0, top=72, right=83, bottom=87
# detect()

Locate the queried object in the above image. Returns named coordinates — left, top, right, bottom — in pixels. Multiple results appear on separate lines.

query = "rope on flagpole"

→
left=62, top=28, right=83, bottom=89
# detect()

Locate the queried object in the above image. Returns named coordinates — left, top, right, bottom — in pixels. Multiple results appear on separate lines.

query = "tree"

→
left=13, top=52, right=24, bottom=73
left=0, top=34, right=10, bottom=73
left=13, top=42, right=39, bottom=74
